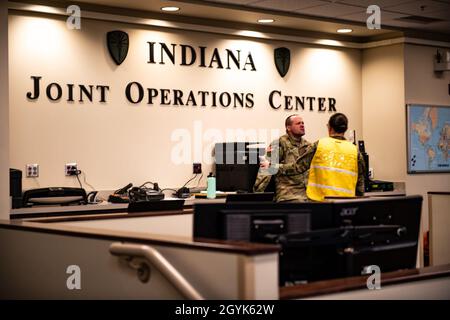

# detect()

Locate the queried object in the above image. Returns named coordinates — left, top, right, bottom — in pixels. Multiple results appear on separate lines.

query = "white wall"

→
left=362, top=44, right=406, bottom=182
left=404, top=44, right=450, bottom=232
left=8, top=13, right=362, bottom=193
left=362, top=43, right=450, bottom=265
left=0, top=2, right=9, bottom=220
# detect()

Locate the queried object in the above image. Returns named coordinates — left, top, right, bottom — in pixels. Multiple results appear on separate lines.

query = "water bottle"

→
left=207, top=172, right=216, bottom=199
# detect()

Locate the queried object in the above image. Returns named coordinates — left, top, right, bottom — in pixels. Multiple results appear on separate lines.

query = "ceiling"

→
left=14, top=0, right=450, bottom=42
left=206, top=0, right=450, bottom=34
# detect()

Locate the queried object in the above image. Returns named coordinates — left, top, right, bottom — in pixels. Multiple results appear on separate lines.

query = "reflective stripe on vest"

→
left=307, top=137, right=358, bottom=201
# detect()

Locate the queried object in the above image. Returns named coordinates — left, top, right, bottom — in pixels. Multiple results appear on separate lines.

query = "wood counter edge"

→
left=279, top=264, right=450, bottom=299
left=0, top=219, right=280, bottom=256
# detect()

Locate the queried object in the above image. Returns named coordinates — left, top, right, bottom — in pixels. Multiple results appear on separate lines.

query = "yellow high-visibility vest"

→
left=306, top=137, right=358, bottom=201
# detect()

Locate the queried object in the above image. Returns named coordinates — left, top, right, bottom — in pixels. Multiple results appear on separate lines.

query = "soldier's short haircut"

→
left=328, top=113, right=348, bottom=133
left=285, top=114, right=300, bottom=128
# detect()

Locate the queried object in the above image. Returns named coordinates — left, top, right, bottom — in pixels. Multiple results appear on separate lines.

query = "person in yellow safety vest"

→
left=261, top=113, right=365, bottom=201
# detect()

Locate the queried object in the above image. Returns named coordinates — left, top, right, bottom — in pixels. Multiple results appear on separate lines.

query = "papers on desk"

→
left=194, top=191, right=236, bottom=198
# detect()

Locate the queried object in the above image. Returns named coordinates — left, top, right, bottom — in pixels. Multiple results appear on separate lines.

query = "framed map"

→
left=406, top=104, right=450, bottom=173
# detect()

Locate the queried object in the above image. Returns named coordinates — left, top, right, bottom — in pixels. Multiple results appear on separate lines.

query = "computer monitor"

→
left=329, top=195, right=422, bottom=277
left=193, top=196, right=422, bottom=285
left=194, top=202, right=333, bottom=242
left=194, top=201, right=334, bottom=284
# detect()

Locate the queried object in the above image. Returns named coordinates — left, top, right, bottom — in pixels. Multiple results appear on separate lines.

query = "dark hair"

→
left=285, top=114, right=299, bottom=128
left=328, top=113, right=348, bottom=133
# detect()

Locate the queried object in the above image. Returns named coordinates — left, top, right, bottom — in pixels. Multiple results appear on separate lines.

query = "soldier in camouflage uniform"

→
left=253, top=115, right=311, bottom=202
left=274, top=113, right=365, bottom=199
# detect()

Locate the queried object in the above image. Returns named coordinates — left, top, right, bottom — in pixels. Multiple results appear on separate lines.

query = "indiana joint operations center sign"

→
left=25, top=33, right=338, bottom=113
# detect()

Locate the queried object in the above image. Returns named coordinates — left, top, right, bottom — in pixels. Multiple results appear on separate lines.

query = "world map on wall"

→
left=408, top=104, right=449, bottom=173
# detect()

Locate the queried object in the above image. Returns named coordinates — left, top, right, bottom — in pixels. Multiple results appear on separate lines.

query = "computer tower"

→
left=358, top=140, right=394, bottom=192
left=9, top=168, right=22, bottom=209
left=214, top=142, right=264, bottom=192
left=215, top=164, right=260, bottom=192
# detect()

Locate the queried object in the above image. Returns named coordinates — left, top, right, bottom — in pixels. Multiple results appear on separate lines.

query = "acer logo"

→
left=340, top=207, right=358, bottom=216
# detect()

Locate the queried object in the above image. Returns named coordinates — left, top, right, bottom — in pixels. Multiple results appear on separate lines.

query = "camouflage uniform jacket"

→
left=277, top=135, right=366, bottom=196
left=253, top=134, right=311, bottom=202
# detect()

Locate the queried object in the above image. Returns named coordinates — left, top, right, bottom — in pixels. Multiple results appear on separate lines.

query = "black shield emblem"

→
left=107, top=30, right=129, bottom=65
left=274, top=47, right=290, bottom=77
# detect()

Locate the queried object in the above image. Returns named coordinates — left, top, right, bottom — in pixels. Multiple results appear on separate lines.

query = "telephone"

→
left=128, top=186, right=164, bottom=202
left=22, top=187, right=87, bottom=207
left=175, top=187, right=191, bottom=198
left=108, top=183, right=132, bottom=203
left=108, top=182, right=164, bottom=203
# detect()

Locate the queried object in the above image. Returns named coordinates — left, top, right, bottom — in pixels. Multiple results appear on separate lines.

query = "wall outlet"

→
left=193, top=163, right=202, bottom=174
left=368, top=167, right=374, bottom=179
left=65, top=162, right=78, bottom=176
left=26, top=164, right=39, bottom=177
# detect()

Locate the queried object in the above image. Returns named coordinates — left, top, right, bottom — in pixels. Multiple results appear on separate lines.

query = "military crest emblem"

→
left=107, top=30, right=129, bottom=65
left=274, top=47, right=290, bottom=78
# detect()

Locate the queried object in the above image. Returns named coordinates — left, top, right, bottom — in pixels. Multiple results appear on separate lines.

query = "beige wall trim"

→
left=360, top=37, right=406, bottom=49
left=361, top=37, right=450, bottom=50
left=237, top=255, right=255, bottom=299
left=402, top=37, right=450, bottom=49
left=0, top=1, right=9, bottom=220
left=237, top=254, right=279, bottom=299
left=428, top=194, right=450, bottom=266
